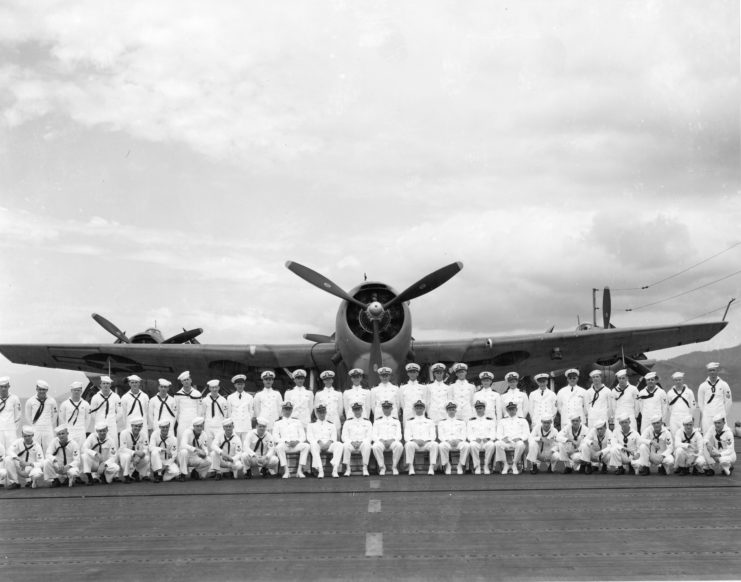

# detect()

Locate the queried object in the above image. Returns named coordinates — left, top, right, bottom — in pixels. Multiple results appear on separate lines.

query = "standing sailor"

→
left=173, top=371, right=203, bottom=447
left=283, top=370, right=314, bottom=429
left=698, top=362, right=733, bottom=434
left=637, top=372, right=667, bottom=432
left=610, top=370, right=639, bottom=432
left=666, top=372, right=696, bottom=435
left=120, top=375, right=149, bottom=433
left=58, top=381, right=90, bottom=450
left=449, top=363, right=474, bottom=421
left=149, top=379, right=177, bottom=438
left=89, top=376, right=121, bottom=445
left=203, top=379, right=228, bottom=439
left=227, top=374, right=254, bottom=441
left=0, top=377, right=22, bottom=451
left=25, top=380, right=58, bottom=452
left=585, top=370, right=612, bottom=428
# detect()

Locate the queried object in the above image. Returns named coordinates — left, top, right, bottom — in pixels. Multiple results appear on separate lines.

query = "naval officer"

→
left=495, top=401, right=529, bottom=475
left=466, top=400, right=497, bottom=475
left=344, top=368, right=372, bottom=420
left=501, top=372, right=529, bottom=422
left=399, top=363, right=428, bottom=423
left=474, top=371, right=501, bottom=424
left=283, top=369, right=314, bottom=429
left=227, top=374, right=254, bottom=441
left=437, top=401, right=470, bottom=474
left=529, top=373, right=557, bottom=428
left=274, top=402, right=310, bottom=479
left=306, top=404, right=342, bottom=479
left=253, top=370, right=283, bottom=431
left=449, top=363, right=474, bottom=421
left=371, top=367, right=400, bottom=420
left=403, top=400, right=438, bottom=475
left=557, top=369, right=587, bottom=429
left=341, top=402, right=373, bottom=476
left=371, top=400, right=404, bottom=475
left=314, top=371, right=343, bottom=426
left=427, top=363, right=451, bottom=425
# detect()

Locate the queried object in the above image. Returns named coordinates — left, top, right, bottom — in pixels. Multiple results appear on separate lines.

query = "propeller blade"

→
left=163, top=328, right=203, bottom=344
left=303, top=333, right=334, bottom=343
left=285, top=261, right=365, bottom=308
left=602, top=287, right=612, bottom=329
left=624, top=355, right=653, bottom=376
left=370, top=319, right=383, bottom=376
left=384, top=261, right=464, bottom=309
left=92, top=313, right=130, bottom=343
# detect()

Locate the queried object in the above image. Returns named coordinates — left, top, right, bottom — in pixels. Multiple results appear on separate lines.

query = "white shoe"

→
left=484, top=468, right=491, bottom=475
left=474, top=467, right=481, bottom=475
left=502, top=464, right=511, bottom=475
left=392, top=468, right=399, bottom=476
left=444, top=464, right=451, bottom=475
left=31, top=480, right=37, bottom=489
left=317, top=470, right=324, bottom=479
left=722, top=466, right=731, bottom=476
left=331, top=470, right=339, bottom=478
left=378, top=467, right=386, bottom=476
left=428, top=467, right=435, bottom=475
left=362, top=467, right=369, bottom=476
left=344, top=469, right=352, bottom=477
left=68, top=478, right=74, bottom=488
left=296, top=471, right=305, bottom=479
left=456, top=465, right=464, bottom=475
left=282, top=472, right=290, bottom=479
left=408, top=466, right=415, bottom=475
left=512, top=465, right=520, bottom=475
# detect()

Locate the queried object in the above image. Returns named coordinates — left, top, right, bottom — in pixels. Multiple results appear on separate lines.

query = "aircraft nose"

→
left=367, top=301, right=384, bottom=319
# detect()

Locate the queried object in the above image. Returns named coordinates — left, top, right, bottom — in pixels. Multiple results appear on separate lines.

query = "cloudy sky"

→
left=1, top=1, right=739, bottom=393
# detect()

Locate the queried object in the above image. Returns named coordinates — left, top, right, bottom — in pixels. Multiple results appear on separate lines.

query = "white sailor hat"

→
left=192, top=416, right=205, bottom=426
left=127, top=375, right=142, bottom=382
left=569, top=412, right=582, bottom=420
left=282, top=401, right=294, bottom=409
left=644, top=372, right=657, bottom=380
left=505, top=400, right=518, bottom=409
left=319, top=370, right=335, bottom=380
left=712, top=412, right=726, bottom=422
left=36, top=380, right=49, bottom=389
left=314, top=403, right=327, bottom=412
left=232, top=374, right=247, bottom=383
left=671, top=371, right=685, bottom=380
left=158, top=378, right=172, bottom=387
left=681, top=415, right=694, bottom=425
left=95, top=421, right=109, bottom=431
left=413, top=399, right=426, bottom=408
left=378, top=367, right=392, bottom=375
left=616, top=413, right=630, bottom=422
left=206, top=379, right=220, bottom=388
left=0, top=376, right=9, bottom=386
left=479, top=371, right=494, bottom=380
left=593, top=418, right=607, bottom=429
left=70, top=381, right=83, bottom=389
left=157, top=419, right=171, bottom=428
left=22, top=425, right=35, bottom=435
left=452, top=363, right=468, bottom=373
left=348, top=368, right=364, bottom=377
left=260, top=370, right=276, bottom=380
left=615, top=369, right=628, bottom=378
left=540, top=415, right=553, bottom=423
left=177, top=370, right=191, bottom=382
left=381, top=400, right=393, bottom=408
left=706, top=362, right=720, bottom=371
left=505, top=371, right=519, bottom=381
left=100, top=376, right=113, bottom=384
left=129, top=416, right=144, bottom=426
left=534, top=373, right=549, bottom=382
left=221, top=418, right=234, bottom=427
left=431, top=363, right=446, bottom=373
left=445, top=401, right=457, bottom=410
left=405, top=363, right=420, bottom=372
left=351, top=401, right=363, bottom=410
left=54, top=425, right=68, bottom=435
left=474, top=400, right=486, bottom=408
left=589, top=370, right=602, bottom=378
left=565, top=368, right=580, bottom=377
left=292, top=369, right=307, bottom=379
left=255, top=416, right=268, bottom=426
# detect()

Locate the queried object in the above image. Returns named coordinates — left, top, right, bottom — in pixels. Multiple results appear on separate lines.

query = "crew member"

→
left=306, top=404, right=342, bottom=479
left=466, top=400, right=497, bottom=475
left=149, top=379, right=178, bottom=438
left=698, top=363, right=733, bottom=434
left=673, top=415, right=707, bottom=476
left=610, top=370, right=639, bottom=432
left=5, top=426, right=44, bottom=489
left=274, top=402, right=309, bottom=479
left=283, top=369, right=313, bottom=429
left=173, top=370, right=203, bottom=446
left=89, top=376, right=121, bottom=445
left=118, top=416, right=150, bottom=482
left=403, top=401, right=438, bottom=475
left=666, top=372, right=696, bottom=435
left=58, top=381, right=90, bottom=449
left=556, top=413, right=588, bottom=473
left=149, top=419, right=180, bottom=483
left=427, top=363, right=451, bottom=425
left=557, top=369, right=587, bottom=430
left=450, top=363, right=474, bottom=421
left=43, top=425, right=81, bottom=488
left=82, top=422, right=119, bottom=485
left=579, top=418, right=613, bottom=474
left=344, top=369, right=372, bottom=420
left=527, top=416, right=559, bottom=474
left=585, top=370, right=612, bottom=427
left=314, top=371, right=343, bottom=427
left=242, top=417, right=279, bottom=478
left=371, top=400, right=404, bottom=475
left=637, top=372, right=667, bottom=432
left=371, top=367, right=400, bottom=420
left=227, top=374, right=254, bottom=441
left=501, top=372, right=529, bottom=422
left=177, top=417, right=212, bottom=480
left=529, top=373, right=557, bottom=428
left=705, top=413, right=736, bottom=476
left=341, top=402, right=373, bottom=476
left=25, top=380, right=58, bottom=452
left=495, top=401, right=530, bottom=474
left=400, top=363, right=428, bottom=423
left=437, top=401, right=470, bottom=474
left=475, top=371, right=501, bottom=424
left=608, top=414, right=642, bottom=475
left=203, top=379, right=228, bottom=439
left=210, top=418, right=245, bottom=480
left=636, top=414, right=674, bottom=476
left=0, top=376, right=22, bottom=451
left=120, top=375, right=149, bottom=433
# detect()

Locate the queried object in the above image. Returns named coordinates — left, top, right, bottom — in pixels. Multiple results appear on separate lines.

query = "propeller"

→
left=285, top=261, right=366, bottom=308
left=92, top=313, right=130, bottom=343
left=624, top=355, right=653, bottom=377
left=303, top=333, right=334, bottom=343
left=370, top=319, right=383, bottom=374
left=163, top=328, right=203, bottom=344
left=383, top=262, right=464, bottom=310
left=602, top=287, right=612, bottom=329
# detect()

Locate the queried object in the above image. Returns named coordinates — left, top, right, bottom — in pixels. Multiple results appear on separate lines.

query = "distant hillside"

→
left=654, top=343, right=741, bottom=401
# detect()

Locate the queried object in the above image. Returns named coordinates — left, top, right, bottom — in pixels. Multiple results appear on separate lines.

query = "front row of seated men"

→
left=1, top=397, right=735, bottom=488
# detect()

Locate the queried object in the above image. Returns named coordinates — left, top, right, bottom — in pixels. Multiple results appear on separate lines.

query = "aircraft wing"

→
left=412, top=321, right=728, bottom=376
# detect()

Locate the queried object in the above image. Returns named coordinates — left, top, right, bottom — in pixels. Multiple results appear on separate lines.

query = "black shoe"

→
left=638, top=467, right=650, bottom=476
left=152, top=473, right=162, bottom=483
left=51, top=478, right=61, bottom=488
left=692, top=467, right=700, bottom=475
left=245, top=469, right=253, bottom=479
left=547, top=465, right=553, bottom=473
left=627, top=466, right=636, bottom=475
left=75, top=476, right=84, bottom=485
left=600, top=464, right=608, bottom=474
left=215, top=473, right=222, bottom=481
left=141, top=476, right=151, bottom=482
left=261, top=467, right=270, bottom=478
left=615, top=466, right=625, bottom=475
left=177, top=475, right=185, bottom=482
left=24, top=482, right=32, bottom=488
left=578, top=464, right=586, bottom=474
left=658, top=466, right=667, bottom=475
left=132, top=470, right=141, bottom=482
left=704, top=468, right=715, bottom=476
left=123, top=476, right=132, bottom=484
left=7, top=483, right=20, bottom=490
left=563, top=467, right=573, bottom=474
left=86, top=479, right=95, bottom=486
left=190, top=470, right=200, bottom=480
left=530, top=465, right=539, bottom=475
left=584, top=464, right=593, bottom=475
left=680, top=467, right=689, bottom=476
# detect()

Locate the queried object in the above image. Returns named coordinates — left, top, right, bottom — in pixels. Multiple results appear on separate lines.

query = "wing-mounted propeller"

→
left=92, top=313, right=130, bottom=343
left=93, top=313, right=203, bottom=344
left=602, top=287, right=612, bottom=329
left=162, top=328, right=203, bottom=344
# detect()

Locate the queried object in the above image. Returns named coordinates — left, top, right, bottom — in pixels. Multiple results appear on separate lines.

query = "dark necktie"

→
left=616, top=388, right=625, bottom=401
left=128, top=393, right=143, bottom=417
left=53, top=442, right=68, bottom=465
left=69, top=400, right=82, bottom=425
left=32, top=399, right=45, bottom=423
left=572, top=426, right=581, bottom=441
left=254, top=435, right=265, bottom=455
left=707, top=380, right=718, bottom=404
left=220, top=435, right=234, bottom=454
left=0, top=397, right=7, bottom=413
left=669, top=389, right=689, bottom=407
left=623, top=433, right=629, bottom=446
left=682, top=431, right=695, bottom=445
left=210, top=396, right=223, bottom=417
left=93, top=439, right=104, bottom=453
left=132, top=434, right=139, bottom=450
left=715, top=431, right=723, bottom=449
left=91, top=393, right=111, bottom=416
left=22, top=443, right=35, bottom=462
left=192, top=435, right=200, bottom=449
left=591, top=388, right=602, bottom=407
left=157, top=396, right=174, bottom=419
left=638, top=390, right=655, bottom=400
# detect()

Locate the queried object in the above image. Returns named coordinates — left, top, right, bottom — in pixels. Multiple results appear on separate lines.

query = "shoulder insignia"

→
left=485, top=417, right=493, bottom=420
left=469, top=417, right=477, bottom=420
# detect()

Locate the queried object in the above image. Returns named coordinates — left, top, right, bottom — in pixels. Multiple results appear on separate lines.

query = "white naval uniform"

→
left=427, top=381, right=451, bottom=424
left=118, top=428, right=151, bottom=478
left=450, top=380, right=475, bottom=421
left=500, top=387, right=529, bottom=421
left=579, top=427, right=614, bottom=468
left=637, top=387, right=667, bottom=431
left=314, top=388, right=343, bottom=426
left=253, top=388, right=283, bottom=431
left=283, top=386, right=314, bottom=428
left=584, top=385, right=612, bottom=428
left=5, top=438, right=44, bottom=486
left=210, top=430, right=244, bottom=477
left=43, top=438, right=81, bottom=484
left=371, top=415, right=404, bottom=471
left=673, top=427, right=707, bottom=470
left=82, top=433, right=120, bottom=482
left=527, top=425, right=560, bottom=469
left=0, top=393, right=22, bottom=451
left=344, top=386, right=372, bottom=420
left=495, top=416, right=530, bottom=469
left=274, top=417, right=310, bottom=471
left=173, top=388, right=203, bottom=445
left=437, top=417, right=470, bottom=470
left=610, top=385, right=640, bottom=432
left=341, top=417, right=373, bottom=468
left=58, top=398, right=90, bottom=449
left=403, top=416, right=439, bottom=470
left=466, top=415, right=497, bottom=472
left=89, top=390, right=122, bottom=445
left=556, top=423, right=588, bottom=470
left=242, top=429, right=279, bottom=474
left=149, top=394, right=178, bottom=438
left=177, top=428, right=212, bottom=478
left=705, top=424, right=736, bottom=473
left=120, top=390, right=150, bottom=433
left=698, top=377, right=733, bottom=434
left=400, top=381, right=429, bottom=422
left=306, top=419, right=342, bottom=474
left=226, top=390, right=254, bottom=440
left=25, top=396, right=58, bottom=452
left=150, top=434, right=180, bottom=481
left=557, top=385, right=587, bottom=428
left=528, top=387, right=557, bottom=428
left=370, top=383, right=400, bottom=420
left=203, top=394, right=229, bottom=438
left=608, top=428, right=642, bottom=470
left=473, top=388, right=501, bottom=425
left=666, top=386, right=697, bottom=435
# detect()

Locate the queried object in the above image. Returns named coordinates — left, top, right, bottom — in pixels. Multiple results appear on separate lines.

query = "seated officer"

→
left=437, top=401, right=470, bottom=474
left=466, top=400, right=497, bottom=475
left=307, top=404, right=342, bottom=479
left=341, top=402, right=373, bottom=476
left=495, top=401, right=529, bottom=475
left=403, top=400, right=438, bottom=475
left=274, top=402, right=310, bottom=479
left=371, top=400, right=404, bottom=476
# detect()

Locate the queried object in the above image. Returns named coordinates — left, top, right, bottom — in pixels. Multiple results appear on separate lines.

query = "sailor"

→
left=585, top=370, right=612, bottom=428
left=636, top=414, right=675, bottom=475
left=314, top=371, right=343, bottom=427
left=344, top=368, right=372, bottom=420
left=203, top=379, right=228, bottom=439
left=704, top=413, right=736, bottom=476
left=177, top=417, right=212, bottom=481
left=673, top=415, right=708, bottom=476
left=89, top=376, right=122, bottom=445
left=608, top=413, right=642, bottom=475
left=427, top=363, right=451, bottom=425
left=227, top=374, right=254, bottom=441
left=306, top=404, right=343, bottom=479
left=529, top=373, right=557, bottom=428
left=149, top=379, right=178, bottom=438
left=58, top=381, right=90, bottom=450
left=274, top=402, right=310, bottom=479
left=149, top=419, right=180, bottom=483
left=371, top=367, right=400, bottom=420
left=449, top=363, right=475, bottom=421
left=0, top=376, right=22, bottom=451
left=6, top=426, right=45, bottom=488
left=283, top=369, right=314, bottom=429
left=403, top=401, right=438, bottom=475
left=173, top=370, right=203, bottom=446
left=556, top=369, right=587, bottom=430
left=371, top=400, right=404, bottom=476
left=555, top=413, right=588, bottom=473
left=25, top=380, right=58, bottom=452
left=526, top=415, right=559, bottom=474
left=43, top=425, right=81, bottom=488
left=579, top=418, right=613, bottom=474
left=242, top=417, right=279, bottom=478
left=341, top=402, right=373, bottom=476
left=698, top=363, right=733, bottom=434
left=400, top=363, right=429, bottom=423
left=118, top=416, right=151, bottom=483
left=475, top=371, right=501, bottom=424
left=610, top=370, right=639, bottom=432
left=253, top=370, right=283, bottom=431
left=637, top=372, right=667, bottom=432
left=666, top=372, right=696, bottom=435
left=466, top=400, right=497, bottom=475
left=81, top=422, right=120, bottom=485
left=501, top=372, right=529, bottom=422
left=437, top=401, right=470, bottom=474
left=495, top=401, right=530, bottom=474
left=210, top=418, right=245, bottom=480
left=120, top=375, right=150, bottom=433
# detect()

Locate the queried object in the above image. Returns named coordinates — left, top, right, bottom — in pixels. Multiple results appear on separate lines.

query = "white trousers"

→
left=210, top=452, right=245, bottom=477
left=371, top=441, right=404, bottom=470
left=42, top=459, right=80, bottom=484
left=439, top=441, right=470, bottom=467
left=342, top=442, right=371, bottom=466
left=309, top=442, right=343, bottom=471
left=6, top=461, right=43, bottom=486
left=150, top=449, right=180, bottom=481
left=674, top=448, right=707, bottom=469
left=527, top=440, right=559, bottom=466
left=119, top=450, right=151, bottom=477
left=243, top=452, right=279, bottom=474
left=276, top=442, right=310, bottom=469
left=404, top=441, right=438, bottom=467
left=495, top=441, right=526, bottom=465
left=468, top=440, right=496, bottom=469
left=177, top=450, right=211, bottom=478
left=637, top=444, right=674, bottom=470
left=83, top=452, right=121, bottom=483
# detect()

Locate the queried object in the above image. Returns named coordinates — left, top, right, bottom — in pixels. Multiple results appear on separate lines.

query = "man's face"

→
left=282, top=408, right=292, bottom=418
left=507, top=406, right=517, bottom=417
left=646, top=378, right=657, bottom=389
left=235, top=381, right=246, bottom=392
left=590, top=374, right=602, bottom=386
left=708, top=370, right=719, bottom=381
left=57, top=430, right=69, bottom=444
left=652, top=421, right=663, bottom=433
left=596, top=425, right=607, bottom=437
left=295, top=377, right=305, bottom=387
left=620, top=419, right=631, bottom=433
left=351, top=376, right=362, bottom=386
left=224, top=425, right=234, bottom=438
left=380, top=373, right=391, bottom=383
left=158, top=386, right=169, bottom=396
left=132, top=424, right=142, bottom=436
left=0, top=384, right=10, bottom=397
left=23, top=433, right=34, bottom=445
left=541, top=420, right=552, bottom=432
left=455, top=370, right=466, bottom=381
left=71, top=388, right=82, bottom=400
left=507, top=379, right=518, bottom=389
left=414, top=405, right=425, bottom=416
left=475, top=406, right=485, bottom=417
left=481, top=379, right=492, bottom=388
left=323, top=378, right=334, bottom=389
left=97, top=428, right=108, bottom=440
left=36, top=387, right=48, bottom=400
left=683, top=421, right=694, bottom=434
left=673, top=379, right=683, bottom=389
left=256, top=424, right=267, bottom=436
left=209, top=385, right=220, bottom=397
left=193, top=424, right=204, bottom=436
left=263, top=378, right=274, bottom=389
left=353, top=407, right=362, bottom=418
left=382, top=405, right=392, bottom=417
left=566, top=374, right=579, bottom=385
left=316, top=409, right=327, bottom=421
left=433, top=371, right=444, bottom=382
left=407, top=371, right=419, bottom=382
left=182, top=378, right=192, bottom=389
left=714, top=419, right=725, bottom=432
left=617, top=376, right=628, bottom=387
left=159, top=426, right=169, bottom=439
left=537, top=379, right=548, bottom=390
left=571, top=418, right=581, bottom=430
left=447, top=407, right=456, bottom=418
left=130, top=381, right=141, bottom=393
left=100, top=381, right=112, bottom=393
